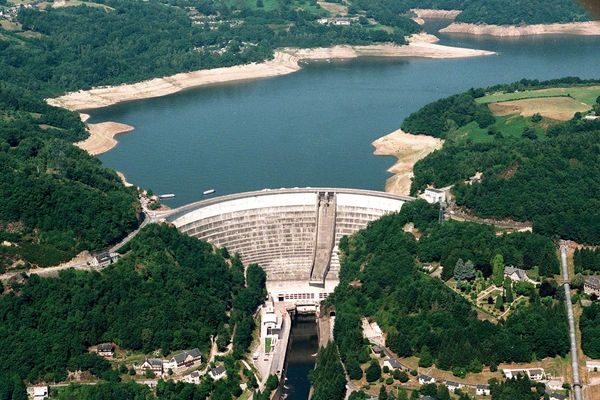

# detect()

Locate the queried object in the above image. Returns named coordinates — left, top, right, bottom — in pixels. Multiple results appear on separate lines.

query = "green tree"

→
left=365, top=360, right=382, bottom=383
left=379, top=385, right=388, bottom=400
left=492, top=254, right=505, bottom=286
left=495, top=294, right=504, bottom=311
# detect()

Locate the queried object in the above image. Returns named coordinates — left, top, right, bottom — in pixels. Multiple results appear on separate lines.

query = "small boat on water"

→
left=203, top=189, right=216, bottom=195
left=158, top=193, right=175, bottom=199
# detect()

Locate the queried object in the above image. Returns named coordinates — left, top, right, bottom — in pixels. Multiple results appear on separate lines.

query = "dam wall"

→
left=166, top=188, right=412, bottom=302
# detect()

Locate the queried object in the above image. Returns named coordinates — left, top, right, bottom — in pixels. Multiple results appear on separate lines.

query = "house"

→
left=445, top=381, right=462, bottom=392
left=92, top=251, right=119, bottom=267
left=184, top=370, right=202, bottom=384
left=546, top=379, right=564, bottom=391
left=138, top=357, right=164, bottom=375
left=586, top=360, right=600, bottom=372
left=584, top=276, right=600, bottom=297
left=332, top=17, right=351, bottom=26
left=383, top=358, right=405, bottom=371
left=583, top=115, right=599, bottom=121
left=476, top=384, right=491, bottom=396
left=317, top=18, right=329, bottom=25
left=527, top=368, right=544, bottom=381
left=504, top=266, right=534, bottom=283
left=166, top=348, right=201, bottom=370
left=418, top=374, right=435, bottom=385
left=502, top=368, right=544, bottom=380
left=420, top=396, right=436, bottom=400
left=28, top=386, right=49, bottom=400
left=549, top=393, right=567, bottom=400
left=371, top=344, right=383, bottom=355
left=96, top=343, right=115, bottom=358
left=420, top=187, right=446, bottom=204
left=209, top=365, right=227, bottom=381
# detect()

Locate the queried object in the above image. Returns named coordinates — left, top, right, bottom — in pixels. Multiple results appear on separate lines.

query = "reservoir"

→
left=283, top=316, right=318, bottom=400
left=91, top=21, right=600, bottom=207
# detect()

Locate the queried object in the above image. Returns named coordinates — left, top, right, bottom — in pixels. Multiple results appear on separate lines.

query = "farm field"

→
left=488, top=96, right=590, bottom=121
left=477, top=85, right=600, bottom=106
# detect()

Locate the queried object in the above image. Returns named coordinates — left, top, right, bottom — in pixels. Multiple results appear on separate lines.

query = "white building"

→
left=418, top=374, right=435, bottom=385
left=138, top=357, right=164, bottom=375
left=504, top=266, right=536, bottom=284
left=476, top=384, right=491, bottom=396
left=27, top=386, right=49, bottom=400
left=584, top=276, right=600, bottom=297
left=445, top=381, right=462, bottom=392
left=420, top=188, right=446, bottom=204
left=183, top=371, right=202, bottom=384
left=586, top=360, right=600, bottom=372
left=261, top=302, right=283, bottom=340
left=165, top=348, right=201, bottom=370
left=503, top=368, right=544, bottom=381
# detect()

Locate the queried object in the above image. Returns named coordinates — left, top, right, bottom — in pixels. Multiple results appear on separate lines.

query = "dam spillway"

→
left=166, top=188, right=412, bottom=304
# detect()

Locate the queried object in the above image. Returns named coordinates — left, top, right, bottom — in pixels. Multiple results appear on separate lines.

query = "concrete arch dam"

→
left=166, top=188, right=411, bottom=304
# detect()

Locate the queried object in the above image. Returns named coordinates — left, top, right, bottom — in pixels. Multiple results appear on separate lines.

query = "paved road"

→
left=560, top=244, right=583, bottom=400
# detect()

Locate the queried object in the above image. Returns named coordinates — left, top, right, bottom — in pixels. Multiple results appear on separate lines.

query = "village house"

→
left=92, top=251, right=119, bottom=267
left=546, top=379, right=564, bottom=391
left=445, top=381, right=462, bottom=392
left=549, top=393, right=567, bottom=400
left=504, top=266, right=535, bottom=283
left=584, top=276, right=600, bottom=297
left=476, top=384, right=491, bottom=396
left=383, top=358, right=406, bottom=371
left=419, top=187, right=446, bottom=204
left=332, top=17, right=351, bottom=26
left=96, top=343, right=115, bottom=358
left=27, top=386, right=49, bottom=400
left=184, top=371, right=202, bottom=384
left=418, top=374, right=436, bottom=385
left=138, top=357, right=164, bottom=375
left=586, top=360, right=600, bottom=372
left=503, top=368, right=545, bottom=381
left=165, top=348, right=201, bottom=370
left=209, top=365, right=227, bottom=381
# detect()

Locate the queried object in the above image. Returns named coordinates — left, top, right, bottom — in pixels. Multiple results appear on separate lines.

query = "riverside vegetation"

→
left=0, top=224, right=269, bottom=400
left=310, top=201, right=570, bottom=399
left=403, top=78, right=600, bottom=245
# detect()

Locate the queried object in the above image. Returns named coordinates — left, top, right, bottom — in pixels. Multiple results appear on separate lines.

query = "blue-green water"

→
left=91, top=22, right=600, bottom=208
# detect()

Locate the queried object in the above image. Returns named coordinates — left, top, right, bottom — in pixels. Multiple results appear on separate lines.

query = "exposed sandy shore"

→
left=116, top=171, right=134, bottom=187
left=373, top=129, right=443, bottom=196
left=76, top=121, right=135, bottom=155
left=48, top=42, right=494, bottom=112
left=412, top=9, right=461, bottom=19
left=441, top=21, right=600, bottom=36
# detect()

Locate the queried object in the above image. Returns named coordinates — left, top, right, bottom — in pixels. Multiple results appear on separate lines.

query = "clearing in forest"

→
left=488, top=96, right=591, bottom=121
left=477, top=85, right=600, bottom=106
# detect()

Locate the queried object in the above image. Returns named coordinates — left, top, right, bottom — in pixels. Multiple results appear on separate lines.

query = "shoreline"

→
left=411, top=8, right=461, bottom=20
left=48, top=40, right=495, bottom=112
left=441, top=21, right=600, bottom=36
left=372, top=129, right=443, bottom=196
left=76, top=121, right=135, bottom=155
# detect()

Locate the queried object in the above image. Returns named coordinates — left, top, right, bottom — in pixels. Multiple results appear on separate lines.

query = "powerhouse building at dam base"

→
left=165, top=188, right=412, bottom=311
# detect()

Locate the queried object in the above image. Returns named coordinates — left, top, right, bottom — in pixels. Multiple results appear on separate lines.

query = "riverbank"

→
left=412, top=8, right=461, bottom=19
left=76, top=121, right=135, bottom=155
left=48, top=40, right=495, bottom=112
left=441, top=21, right=600, bottom=36
left=373, top=129, right=443, bottom=196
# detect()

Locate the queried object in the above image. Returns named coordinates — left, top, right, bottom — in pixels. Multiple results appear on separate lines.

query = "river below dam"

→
left=90, top=20, right=600, bottom=207
left=282, top=315, right=318, bottom=400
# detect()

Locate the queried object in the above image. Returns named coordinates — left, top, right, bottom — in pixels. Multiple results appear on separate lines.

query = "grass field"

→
left=488, top=96, right=590, bottom=121
left=452, top=114, right=545, bottom=143
left=477, top=85, right=600, bottom=106
left=225, top=0, right=326, bottom=15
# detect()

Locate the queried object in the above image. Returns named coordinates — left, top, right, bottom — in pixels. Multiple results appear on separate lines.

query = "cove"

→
left=89, top=22, right=600, bottom=206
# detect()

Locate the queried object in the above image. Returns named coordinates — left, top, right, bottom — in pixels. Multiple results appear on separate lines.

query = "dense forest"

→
left=580, top=302, right=600, bottom=358
left=574, top=247, right=600, bottom=273
left=1, top=0, right=415, bottom=95
left=328, top=205, right=569, bottom=378
left=0, top=83, right=139, bottom=269
left=309, top=343, right=347, bottom=400
left=406, top=79, right=600, bottom=244
left=0, top=224, right=265, bottom=387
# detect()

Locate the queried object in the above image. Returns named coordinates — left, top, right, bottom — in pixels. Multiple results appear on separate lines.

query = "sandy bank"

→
left=76, top=121, right=135, bottom=155
left=116, top=171, right=134, bottom=187
left=373, top=129, right=443, bottom=196
left=412, top=9, right=461, bottom=19
left=440, top=21, right=600, bottom=36
left=48, top=42, right=494, bottom=111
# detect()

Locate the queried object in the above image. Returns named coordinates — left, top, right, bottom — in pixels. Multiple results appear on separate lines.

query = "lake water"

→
left=282, top=316, right=318, bottom=400
left=91, top=21, right=600, bottom=207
